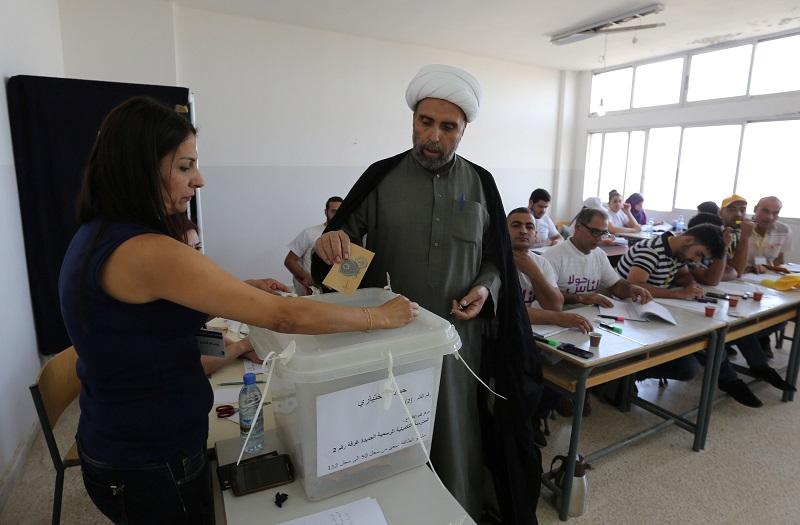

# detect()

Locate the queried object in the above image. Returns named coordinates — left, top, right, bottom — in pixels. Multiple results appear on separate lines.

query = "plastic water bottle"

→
left=646, top=218, right=654, bottom=233
left=239, top=373, right=264, bottom=454
left=676, top=215, right=685, bottom=233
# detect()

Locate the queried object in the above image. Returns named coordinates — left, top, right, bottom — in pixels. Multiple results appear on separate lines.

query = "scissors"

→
left=215, top=405, right=237, bottom=418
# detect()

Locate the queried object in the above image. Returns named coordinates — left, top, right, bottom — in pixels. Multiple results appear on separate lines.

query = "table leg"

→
left=782, top=312, right=800, bottom=403
left=558, top=368, right=590, bottom=521
left=693, top=331, right=719, bottom=451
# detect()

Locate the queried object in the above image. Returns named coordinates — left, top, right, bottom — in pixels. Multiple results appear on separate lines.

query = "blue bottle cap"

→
left=243, top=372, right=257, bottom=385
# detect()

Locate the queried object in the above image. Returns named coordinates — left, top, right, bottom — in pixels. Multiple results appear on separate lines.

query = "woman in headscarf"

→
left=625, top=192, right=647, bottom=225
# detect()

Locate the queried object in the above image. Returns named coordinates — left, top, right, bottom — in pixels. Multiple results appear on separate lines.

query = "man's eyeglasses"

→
left=578, top=222, right=610, bottom=239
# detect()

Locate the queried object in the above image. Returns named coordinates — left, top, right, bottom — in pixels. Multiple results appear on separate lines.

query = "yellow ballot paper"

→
left=323, top=244, right=375, bottom=295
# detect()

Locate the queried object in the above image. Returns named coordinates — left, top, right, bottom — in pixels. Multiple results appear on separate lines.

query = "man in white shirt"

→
left=507, top=208, right=592, bottom=333
left=528, top=188, right=562, bottom=248
left=543, top=208, right=651, bottom=306
left=284, top=196, right=342, bottom=295
left=747, top=196, right=793, bottom=273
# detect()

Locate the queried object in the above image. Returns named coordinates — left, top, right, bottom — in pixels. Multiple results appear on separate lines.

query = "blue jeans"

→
left=78, top=446, right=212, bottom=525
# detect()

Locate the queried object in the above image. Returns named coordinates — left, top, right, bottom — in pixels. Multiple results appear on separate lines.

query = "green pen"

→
left=532, top=332, right=560, bottom=346
left=598, top=321, right=623, bottom=334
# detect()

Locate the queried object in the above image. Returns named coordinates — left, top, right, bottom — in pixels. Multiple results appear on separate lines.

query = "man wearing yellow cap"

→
left=312, top=65, right=542, bottom=524
left=719, top=194, right=754, bottom=277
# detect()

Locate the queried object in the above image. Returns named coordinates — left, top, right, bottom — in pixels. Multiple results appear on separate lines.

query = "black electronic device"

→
left=557, top=342, right=594, bottom=359
left=705, top=292, right=729, bottom=301
left=231, top=453, right=294, bottom=496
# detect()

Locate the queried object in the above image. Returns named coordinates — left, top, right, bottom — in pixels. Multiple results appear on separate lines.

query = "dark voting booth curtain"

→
left=6, top=76, right=191, bottom=355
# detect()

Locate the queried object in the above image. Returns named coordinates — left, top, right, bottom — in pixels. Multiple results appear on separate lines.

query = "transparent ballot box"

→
left=249, top=288, right=461, bottom=500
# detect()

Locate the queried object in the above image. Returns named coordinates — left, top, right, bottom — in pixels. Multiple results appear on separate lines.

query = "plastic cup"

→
left=728, top=296, right=739, bottom=308
left=704, top=305, right=716, bottom=317
left=589, top=332, right=602, bottom=347
left=753, top=290, right=764, bottom=301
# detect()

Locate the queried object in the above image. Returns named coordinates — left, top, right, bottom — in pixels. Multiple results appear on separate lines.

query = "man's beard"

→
left=410, top=132, right=460, bottom=171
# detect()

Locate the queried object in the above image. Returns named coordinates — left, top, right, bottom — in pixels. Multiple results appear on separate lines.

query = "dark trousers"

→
left=693, top=334, right=768, bottom=385
left=78, top=446, right=212, bottom=525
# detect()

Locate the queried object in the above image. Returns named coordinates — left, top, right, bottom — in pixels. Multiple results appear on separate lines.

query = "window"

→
left=736, top=120, right=800, bottom=218
left=632, top=58, right=684, bottom=108
left=582, top=119, right=800, bottom=217
left=589, top=32, right=800, bottom=115
left=582, top=131, right=645, bottom=200
left=687, top=45, right=752, bottom=102
left=590, top=68, right=633, bottom=114
left=598, top=132, right=629, bottom=197
left=642, top=127, right=682, bottom=211
left=674, top=125, right=742, bottom=210
left=624, top=131, right=646, bottom=197
left=750, top=34, right=800, bottom=95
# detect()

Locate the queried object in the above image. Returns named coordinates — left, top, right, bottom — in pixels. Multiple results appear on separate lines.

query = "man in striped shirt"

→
left=616, top=224, right=724, bottom=299
left=616, top=224, right=777, bottom=407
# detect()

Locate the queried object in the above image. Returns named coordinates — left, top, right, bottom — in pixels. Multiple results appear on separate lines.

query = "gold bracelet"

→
left=361, top=307, right=373, bottom=332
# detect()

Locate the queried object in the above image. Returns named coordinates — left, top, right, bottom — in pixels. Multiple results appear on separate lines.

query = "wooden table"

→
left=538, top=304, right=726, bottom=521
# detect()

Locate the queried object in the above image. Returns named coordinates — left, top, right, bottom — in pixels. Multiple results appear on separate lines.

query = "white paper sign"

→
left=277, top=497, right=388, bottom=525
left=316, top=368, right=435, bottom=478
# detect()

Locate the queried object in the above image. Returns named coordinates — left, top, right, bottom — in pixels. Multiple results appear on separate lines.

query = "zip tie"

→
left=453, top=351, right=508, bottom=401
left=385, top=352, right=449, bottom=495
left=236, top=341, right=295, bottom=466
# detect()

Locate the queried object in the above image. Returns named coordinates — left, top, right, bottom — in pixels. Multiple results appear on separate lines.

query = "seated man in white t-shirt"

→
left=543, top=207, right=651, bottom=306
left=606, top=189, right=641, bottom=235
left=284, top=196, right=342, bottom=295
left=747, top=196, right=793, bottom=273
left=528, top=188, right=563, bottom=248
left=507, top=208, right=592, bottom=333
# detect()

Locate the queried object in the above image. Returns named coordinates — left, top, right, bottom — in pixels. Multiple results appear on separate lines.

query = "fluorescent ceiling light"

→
left=550, top=3, right=665, bottom=45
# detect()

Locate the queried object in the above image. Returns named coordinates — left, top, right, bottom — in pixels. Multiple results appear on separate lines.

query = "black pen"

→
left=217, top=380, right=266, bottom=386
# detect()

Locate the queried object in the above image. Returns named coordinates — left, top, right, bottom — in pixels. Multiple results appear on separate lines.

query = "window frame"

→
left=588, top=28, right=800, bottom=117
left=582, top=116, right=800, bottom=216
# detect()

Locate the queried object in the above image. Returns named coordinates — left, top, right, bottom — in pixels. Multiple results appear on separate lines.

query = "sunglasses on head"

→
left=578, top=222, right=610, bottom=239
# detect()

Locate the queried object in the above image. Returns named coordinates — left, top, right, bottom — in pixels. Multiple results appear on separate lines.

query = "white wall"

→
left=173, top=6, right=561, bottom=282
left=59, top=0, right=177, bottom=85
left=0, top=0, right=64, bottom=511
left=568, top=69, right=800, bottom=262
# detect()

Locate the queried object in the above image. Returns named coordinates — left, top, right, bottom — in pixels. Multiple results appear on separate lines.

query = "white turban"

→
left=405, top=64, right=482, bottom=122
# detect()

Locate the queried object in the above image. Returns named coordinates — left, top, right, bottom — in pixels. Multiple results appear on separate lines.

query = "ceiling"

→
left=173, top=0, right=800, bottom=70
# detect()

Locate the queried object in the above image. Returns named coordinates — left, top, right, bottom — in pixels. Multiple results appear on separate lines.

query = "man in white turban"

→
left=313, top=65, right=543, bottom=524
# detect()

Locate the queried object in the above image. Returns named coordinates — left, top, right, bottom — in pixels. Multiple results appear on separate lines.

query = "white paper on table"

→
left=316, top=368, right=435, bottom=478
left=654, top=297, right=709, bottom=314
left=784, top=262, right=800, bottom=273
left=277, top=497, right=388, bottom=525
left=213, top=387, right=240, bottom=406
left=531, top=324, right=570, bottom=337
left=708, top=281, right=765, bottom=296
left=600, top=297, right=677, bottom=325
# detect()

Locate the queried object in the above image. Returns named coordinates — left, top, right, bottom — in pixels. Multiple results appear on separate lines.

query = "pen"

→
left=532, top=332, right=560, bottom=346
left=597, top=322, right=623, bottom=334
left=597, top=314, right=625, bottom=322
left=217, top=381, right=266, bottom=386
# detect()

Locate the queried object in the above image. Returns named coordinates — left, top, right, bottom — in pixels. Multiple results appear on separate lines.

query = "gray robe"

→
left=339, top=152, right=500, bottom=516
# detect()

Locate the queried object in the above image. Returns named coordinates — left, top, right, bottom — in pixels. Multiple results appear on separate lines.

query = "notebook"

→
left=599, top=297, right=677, bottom=325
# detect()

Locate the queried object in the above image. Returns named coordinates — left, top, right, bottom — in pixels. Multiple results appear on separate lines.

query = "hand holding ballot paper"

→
left=600, top=297, right=678, bottom=325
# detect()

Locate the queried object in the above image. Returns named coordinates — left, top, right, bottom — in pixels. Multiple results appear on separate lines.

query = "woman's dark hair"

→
left=76, top=97, right=196, bottom=331
left=77, top=96, right=197, bottom=241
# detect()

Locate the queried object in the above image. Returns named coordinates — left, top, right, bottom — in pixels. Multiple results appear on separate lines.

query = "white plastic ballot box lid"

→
left=248, top=288, right=461, bottom=383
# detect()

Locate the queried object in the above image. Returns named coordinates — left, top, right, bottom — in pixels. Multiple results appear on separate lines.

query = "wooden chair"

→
left=29, top=346, right=81, bottom=525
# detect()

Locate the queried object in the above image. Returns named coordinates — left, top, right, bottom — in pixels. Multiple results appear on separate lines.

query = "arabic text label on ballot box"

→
left=249, top=288, right=461, bottom=500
